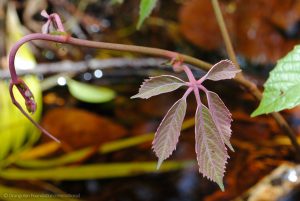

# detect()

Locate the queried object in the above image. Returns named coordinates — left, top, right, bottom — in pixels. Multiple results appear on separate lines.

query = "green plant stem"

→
left=211, top=0, right=300, bottom=155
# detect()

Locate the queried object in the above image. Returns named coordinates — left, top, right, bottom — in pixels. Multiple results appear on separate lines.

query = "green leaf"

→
left=252, top=45, right=300, bottom=116
left=0, top=161, right=192, bottom=180
left=67, top=79, right=116, bottom=103
left=137, top=0, right=158, bottom=29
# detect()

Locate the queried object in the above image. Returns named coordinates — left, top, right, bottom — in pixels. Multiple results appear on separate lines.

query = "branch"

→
left=8, top=33, right=211, bottom=83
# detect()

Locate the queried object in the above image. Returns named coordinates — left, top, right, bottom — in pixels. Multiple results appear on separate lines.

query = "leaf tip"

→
left=130, top=95, right=138, bottom=99
left=215, top=176, right=225, bottom=191
left=250, top=110, right=261, bottom=117
left=218, top=181, right=225, bottom=192
left=228, top=144, right=235, bottom=152
left=156, top=158, right=164, bottom=170
left=130, top=94, right=148, bottom=99
left=136, top=21, right=143, bottom=30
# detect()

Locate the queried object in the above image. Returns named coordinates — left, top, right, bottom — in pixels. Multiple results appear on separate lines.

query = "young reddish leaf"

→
left=153, top=97, right=187, bottom=169
left=207, top=91, right=234, bottom=151
left=131, top=75, right=185, bottom=99
left=195, top=104, right=228, bottom=191
left=202, top=60, right=240, bottom=81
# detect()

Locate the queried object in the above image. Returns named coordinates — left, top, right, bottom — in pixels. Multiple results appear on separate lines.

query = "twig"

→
left=0, top=58, right=168, bottom=78
left=211, top=0, right=300, bottom=155
left=211, top=0, right=239, bottom=68
left=8, top=33, right=212, bottom=83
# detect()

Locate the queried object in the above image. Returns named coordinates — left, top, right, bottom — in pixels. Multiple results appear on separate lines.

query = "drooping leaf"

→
left=252, top=45, right=300, bottom=116
left=195, top=104, right=228, bottom=191
left=67, top=79, right=116, bottom=103
left=153, top=97, right=187, bottom=169
left=206, top=91, right=234, bottom=151
left=131, top=75, right=185, bottom=99
left=203, top=60, right=240, bottom=81
left=137, top=0, right=158, bottom=29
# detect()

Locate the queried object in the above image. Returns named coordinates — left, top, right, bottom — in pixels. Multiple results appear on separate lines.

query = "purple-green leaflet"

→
left=131, top=60, right=240, bottom=191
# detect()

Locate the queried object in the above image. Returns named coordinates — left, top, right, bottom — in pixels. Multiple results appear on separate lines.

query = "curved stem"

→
left=9, top=33, right=211, bottom=82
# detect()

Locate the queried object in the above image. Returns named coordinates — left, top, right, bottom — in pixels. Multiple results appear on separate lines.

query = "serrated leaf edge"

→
left=206, top=91, right=234, bottom=151
left=152, top=97, right=187, bottom=169
left=195, top=104, right=228, bottom=191
left=131, top=75, right=186, bottom=99
left=203, top=60, right=241, bottom=81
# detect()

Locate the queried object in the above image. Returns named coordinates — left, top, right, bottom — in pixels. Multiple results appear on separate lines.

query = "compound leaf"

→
left=252, top=45, right=300, bottom=116
left=153, top=97, right=187, bottom=169
left=195, top=104, right=228, bottom=191
left=131, top=75, right=185, bottom=99
left=207, top=91, right=234, bottom=151
left=204, top=60, right=240, bottom=81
